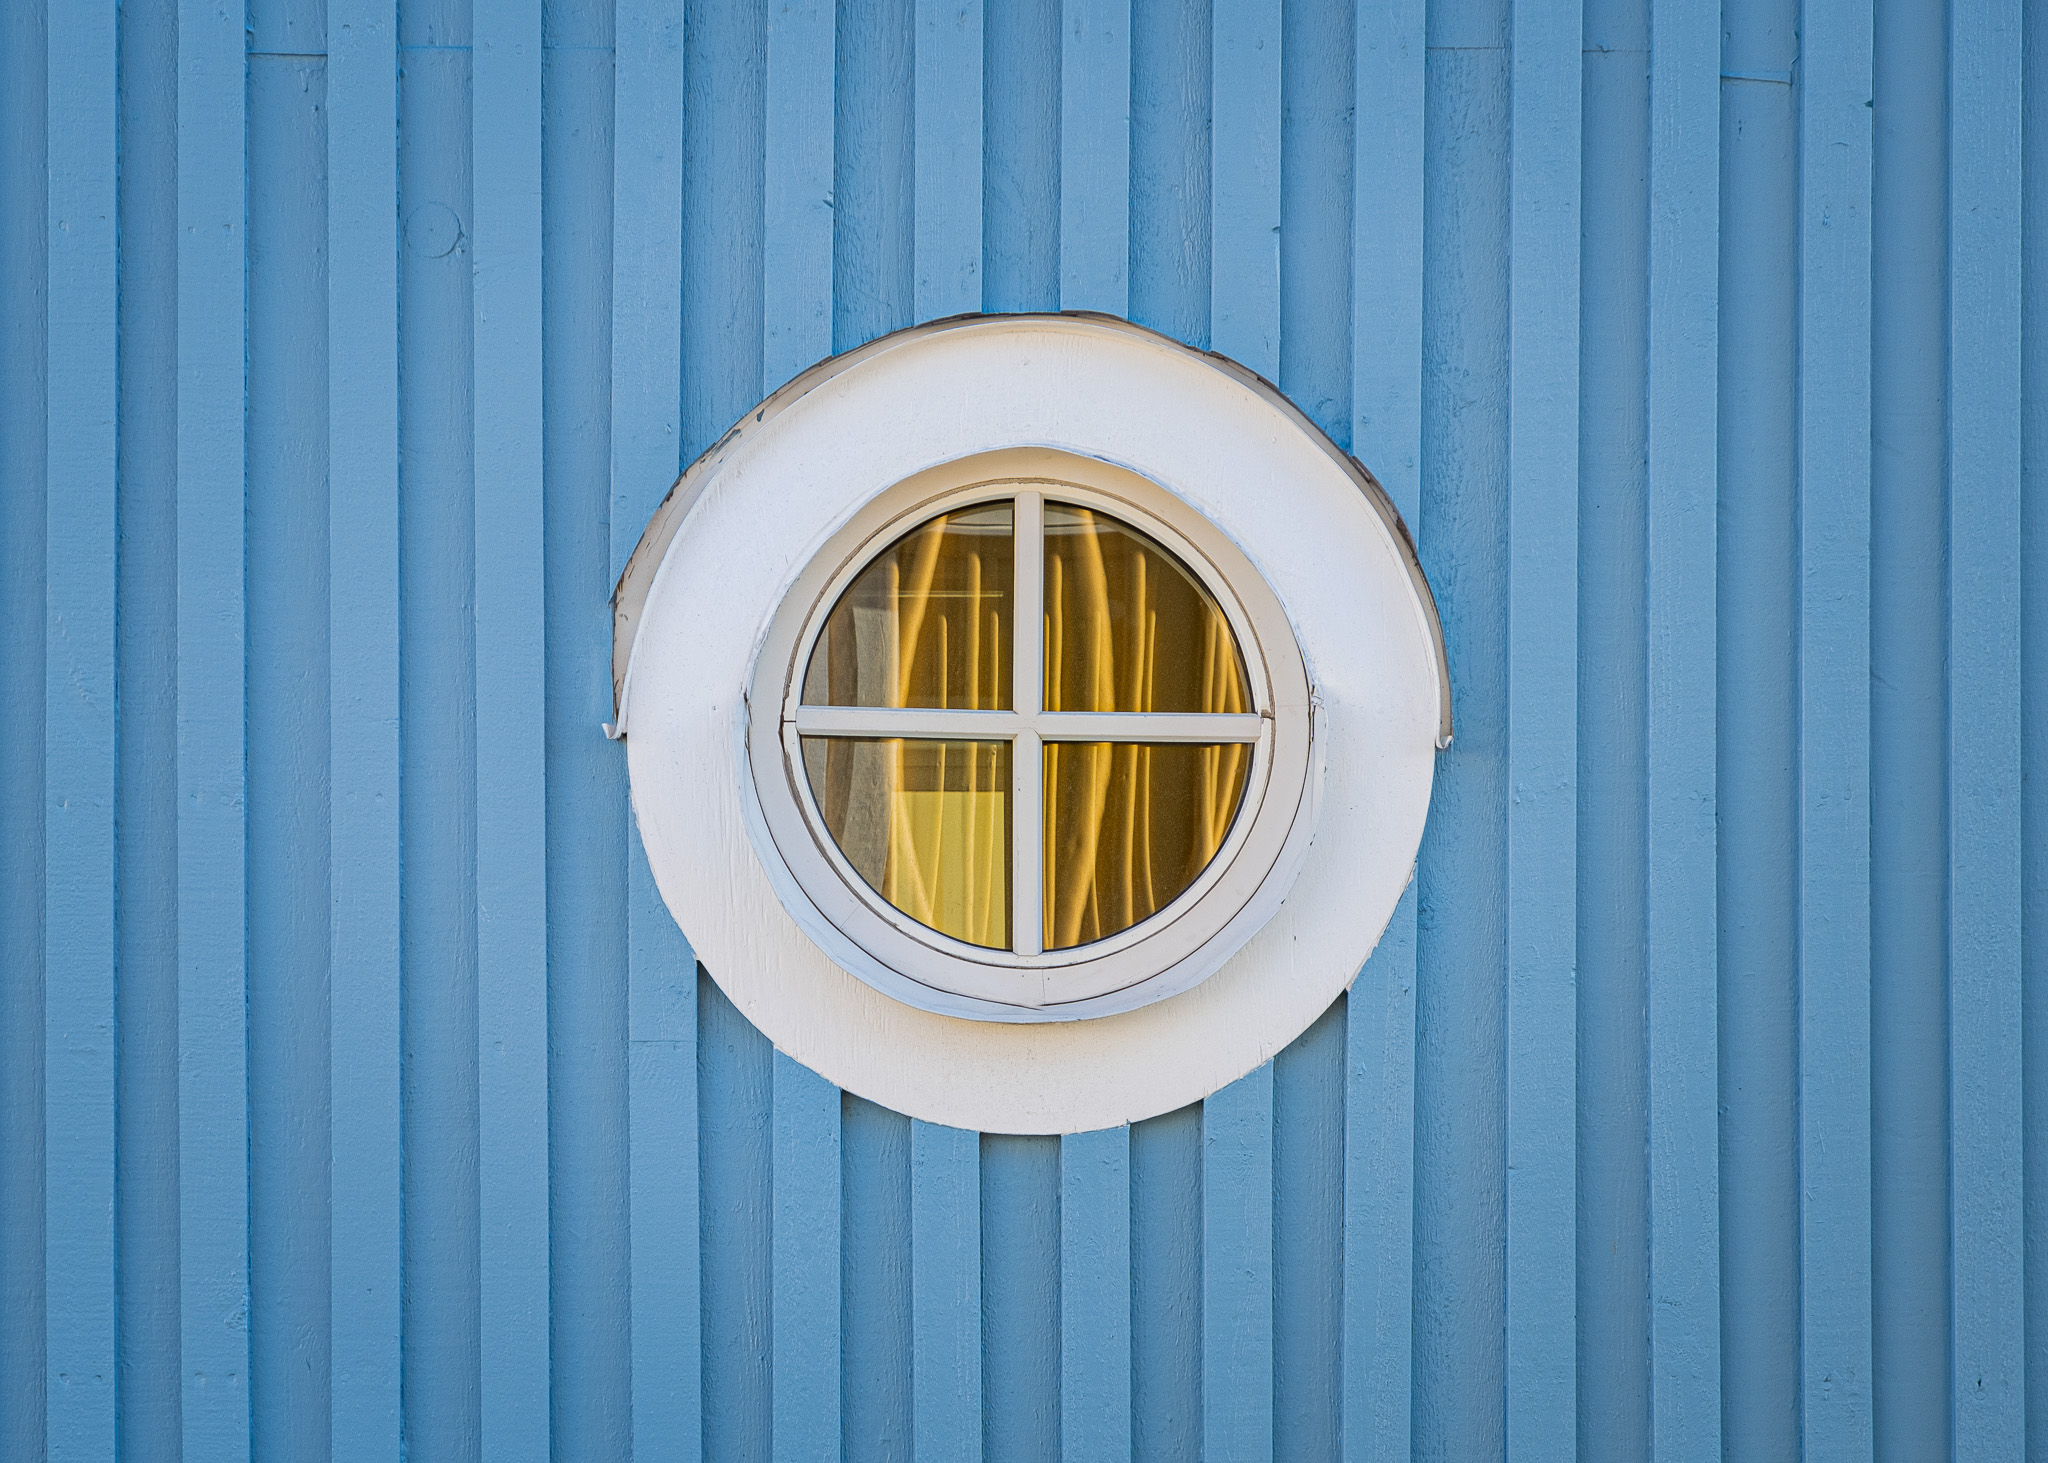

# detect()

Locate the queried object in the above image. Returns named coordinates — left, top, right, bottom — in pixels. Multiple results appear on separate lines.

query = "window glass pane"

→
left=1042, top=741, right=1251, bottom=950
left=1043, top=503, right=1251, bottom=713
left=801, top=737, right=1012, bottom=950
left=803, top=502, right=1014, bottom=708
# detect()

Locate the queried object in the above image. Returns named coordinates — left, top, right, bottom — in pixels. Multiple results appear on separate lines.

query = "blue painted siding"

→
left=1, top=1, right=2041, bottom=1459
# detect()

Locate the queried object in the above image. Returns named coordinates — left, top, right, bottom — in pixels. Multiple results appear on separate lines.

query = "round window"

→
left=745, top=458, right=1315, bottom=1020
left=612, top=314, right=1446, bottom=1132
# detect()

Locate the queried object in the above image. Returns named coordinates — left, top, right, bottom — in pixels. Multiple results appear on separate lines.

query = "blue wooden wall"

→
left=0, top=0, right=2038, bottom=1459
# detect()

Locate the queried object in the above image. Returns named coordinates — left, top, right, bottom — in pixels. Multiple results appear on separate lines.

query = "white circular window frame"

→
left=613, top=314, right=1449, bottom=1134
left=750, top=454, right=1313, bottom=1020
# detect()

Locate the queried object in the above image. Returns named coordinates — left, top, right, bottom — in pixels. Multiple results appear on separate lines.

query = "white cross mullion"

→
left=791, top=488, right=1256, bottom=962
left=1011, top=490, right=1046, bottom=957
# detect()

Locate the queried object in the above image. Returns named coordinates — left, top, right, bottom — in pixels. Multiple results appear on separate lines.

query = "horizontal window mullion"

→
left=1034, top=712, right=1263, bottom=744
left=791, top=707, right=1025, bottom=739
left=793, top=709, right=1266, bottom=743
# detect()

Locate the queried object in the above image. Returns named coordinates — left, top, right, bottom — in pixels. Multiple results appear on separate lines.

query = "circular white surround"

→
left=613, top=313, right=1447, bottom=1133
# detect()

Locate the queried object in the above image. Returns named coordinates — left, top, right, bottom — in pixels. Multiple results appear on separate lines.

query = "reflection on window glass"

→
left=803, top=503, right=1014, bottom=708
left=801, top=737, right=1011, bottom=949
left=1043, top=741, right=1250, bottom=950
left=1043, top=503, right=1250, bottom=714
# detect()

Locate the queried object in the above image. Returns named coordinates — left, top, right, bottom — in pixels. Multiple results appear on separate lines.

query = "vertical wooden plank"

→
left=2024, top=0, right=2048, bottom=1447
left=42, top=2, right=117, bottom=1456
left=1716, top=0, right=1802, bottom=1448
left=627, top=925, right=701, bottom=1463
left=844, top=1097, right=915, bottom=1463
left=1130, top=1106, right=1202, bottom=1460
left=1060, top=1127, right=1131, bottom=1463
left=1414, top=0, right=1514, bottom=1452
left=1575, top=0, right=1652, bottom=1451
left=612, top=0, right=686, bottom=567
left=1127, top=0, right=1211, bottom=349
left=1210, top=0, right=1279, bottom=377
left=1272, top=1005, right=1345, bottom=1461
left=773, top=1054, right=842, bottom=1463
left=1059, top=0, right=1129, bottom=315
left=680, top=0, right=767, bottom=455
left=764, top=5, right=842, bottom=1452
left=2, top=6, right=49, bottom=1457
left=473, top=3, right=550, bottom=1458
left=981, top=0, right=1060, bottom=312
left=244, top=17, right=333, bottom=1454
left=1203, top=1066, right=1274, bottom=1463
left=1205, top=9, right=1278, bottom=1459
left=766, top=0, right=835, bottom=391
left=1644, top=0, right=1721, bottom=1455
left=538, top=8, right=630, bottom=1448
left=1948, top=0, right=2026, bottom=1455
left=613, top=1, right=698, bottom=1456
left=396, top=14, right=483, bottom=1454
left=1341, top=901, right=1416, bottom=1463
left=1276, top=0, right=1351, bottom=446
left=1344, top=0, right=1423, bottom=1454
left=1351, top=0, right=1425, bottom=492
left=1504, top=0, right=1580, bottom=1458
left=913, top=0, right=982, bottom=317
left=700, top=979, right=774, bottom=1461
left=831, top=0, right=916, bottom=354
left=982, top=1136, right=1062, bottom=1458
left=327, top=3, right=403, bottom=1458
left=177, top=0, right=252, bottom=1454
left=911, top=1122, right=981, bottom=1463
left=111, top=5, right=183, bottom=1451
left=1796, top=0, right=1874, bottom=1456
left=1869, top=0, right=1950, bottom=1447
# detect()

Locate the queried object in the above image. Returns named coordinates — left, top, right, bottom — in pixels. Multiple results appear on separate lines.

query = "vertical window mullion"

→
left=1012, top=491, right=1045, bottom=956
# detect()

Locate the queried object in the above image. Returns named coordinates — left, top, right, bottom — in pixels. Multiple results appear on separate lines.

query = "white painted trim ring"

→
left=614, top=314, right=1446, bottom=1132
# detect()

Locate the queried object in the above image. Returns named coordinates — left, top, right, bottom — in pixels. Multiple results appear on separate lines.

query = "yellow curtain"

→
left=1043, top=505, right=1251, bottom=950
